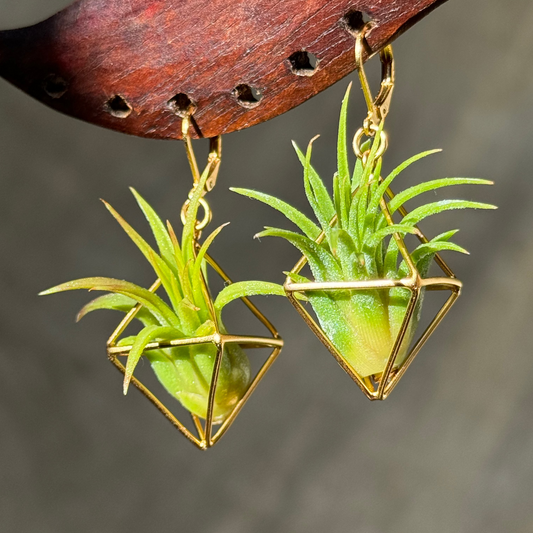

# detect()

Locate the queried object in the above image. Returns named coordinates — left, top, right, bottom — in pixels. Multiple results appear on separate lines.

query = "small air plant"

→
left=232, top=85, right=496, bottom=380
left=40, top=166, right=284, bottom=423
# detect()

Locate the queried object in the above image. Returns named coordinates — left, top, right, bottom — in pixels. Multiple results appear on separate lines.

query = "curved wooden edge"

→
left=0, top=0, right=449, bottom=139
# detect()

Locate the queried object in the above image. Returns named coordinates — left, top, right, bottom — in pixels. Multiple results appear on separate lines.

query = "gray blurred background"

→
left=1, top=1, right=532, bottom=532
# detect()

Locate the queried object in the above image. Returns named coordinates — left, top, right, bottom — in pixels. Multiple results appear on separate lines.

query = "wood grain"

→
left=0, top=0, right=447, bottom=140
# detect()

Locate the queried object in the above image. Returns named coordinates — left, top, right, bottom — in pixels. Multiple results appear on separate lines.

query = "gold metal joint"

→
left=180, top=196, right=212, bottom=230
left=353, top=125, right=388, bottom=160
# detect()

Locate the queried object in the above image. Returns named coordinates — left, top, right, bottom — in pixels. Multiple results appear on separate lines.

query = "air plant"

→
left=231, top=85, right=496, bottom=379
left=40, top=165, right=284, bottom=423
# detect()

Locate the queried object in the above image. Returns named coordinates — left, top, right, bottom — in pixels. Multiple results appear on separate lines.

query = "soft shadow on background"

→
left=1, top=1, right=532, bottom=532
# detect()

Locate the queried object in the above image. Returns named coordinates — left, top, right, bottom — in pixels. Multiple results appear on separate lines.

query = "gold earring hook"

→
left=180, top=114, right=222, bottom=235
left=355, top=23, right=395, bottom=134
left=182, top=114, right=201, bottom=185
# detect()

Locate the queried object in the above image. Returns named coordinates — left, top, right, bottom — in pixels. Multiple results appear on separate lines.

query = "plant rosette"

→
left=232, top=85, right=496, bottom=384
left=41, top=163, right=285, bottom=424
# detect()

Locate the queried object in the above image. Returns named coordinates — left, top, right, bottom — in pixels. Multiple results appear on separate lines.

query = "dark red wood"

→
left=0, top=0, right=447, bottom=140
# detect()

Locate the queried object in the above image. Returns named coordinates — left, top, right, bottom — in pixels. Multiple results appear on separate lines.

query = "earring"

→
left=233, top=23, right=495, bottom=400
left=41, top=117, right=283, bottom=449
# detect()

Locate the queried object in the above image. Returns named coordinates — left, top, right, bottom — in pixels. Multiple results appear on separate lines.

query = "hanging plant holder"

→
left=107, top=253, right=283, bottom=449
left=229, top=26, right=493, bottom=403
left=284, top=208, right=462, bottom=401
left=38, top=123, right=286, bottom=449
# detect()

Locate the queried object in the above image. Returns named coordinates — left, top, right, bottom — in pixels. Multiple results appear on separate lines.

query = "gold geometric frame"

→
left=284, top=196, right=462, bottom=401
left=106, top=253, right=283, bottom=449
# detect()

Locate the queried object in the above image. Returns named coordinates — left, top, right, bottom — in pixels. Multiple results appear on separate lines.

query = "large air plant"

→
left=232, top=86, right=496, bottom=379
left=41, top=166, right=284, bottom=423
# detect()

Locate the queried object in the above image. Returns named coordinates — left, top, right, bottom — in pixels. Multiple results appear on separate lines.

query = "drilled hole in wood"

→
left=232, top=84, right=262, bottom=108
left=42, top=74, right=68, bottom=99
left=288, top=51, right=319, bottom=76
left=341, top=10, right=372, bottom=35
left=168, top=93, right=197, bottom=117
left=105, top=95, right=132, bottom=118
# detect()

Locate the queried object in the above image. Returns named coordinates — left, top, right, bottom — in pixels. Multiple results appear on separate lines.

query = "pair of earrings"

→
left=41, top=26, right=495, bottom=449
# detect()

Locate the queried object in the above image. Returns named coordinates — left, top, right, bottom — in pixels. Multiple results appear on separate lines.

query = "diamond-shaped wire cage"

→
left=106, top=253, right=283, bottom=449
left=283, top=193, right=462, bottom=401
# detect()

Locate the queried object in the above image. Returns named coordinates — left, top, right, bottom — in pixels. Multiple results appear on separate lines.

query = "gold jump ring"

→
left=180, top=196, right=212, bottom=230
left=353, top=125, right=388, bottom=160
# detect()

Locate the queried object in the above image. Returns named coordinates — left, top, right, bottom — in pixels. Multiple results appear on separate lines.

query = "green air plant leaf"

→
left=76, top=293, right=159, bottom=326
left=40, top=174, right=281, bottom=423
left=232, top=83, right=496, bottom=379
